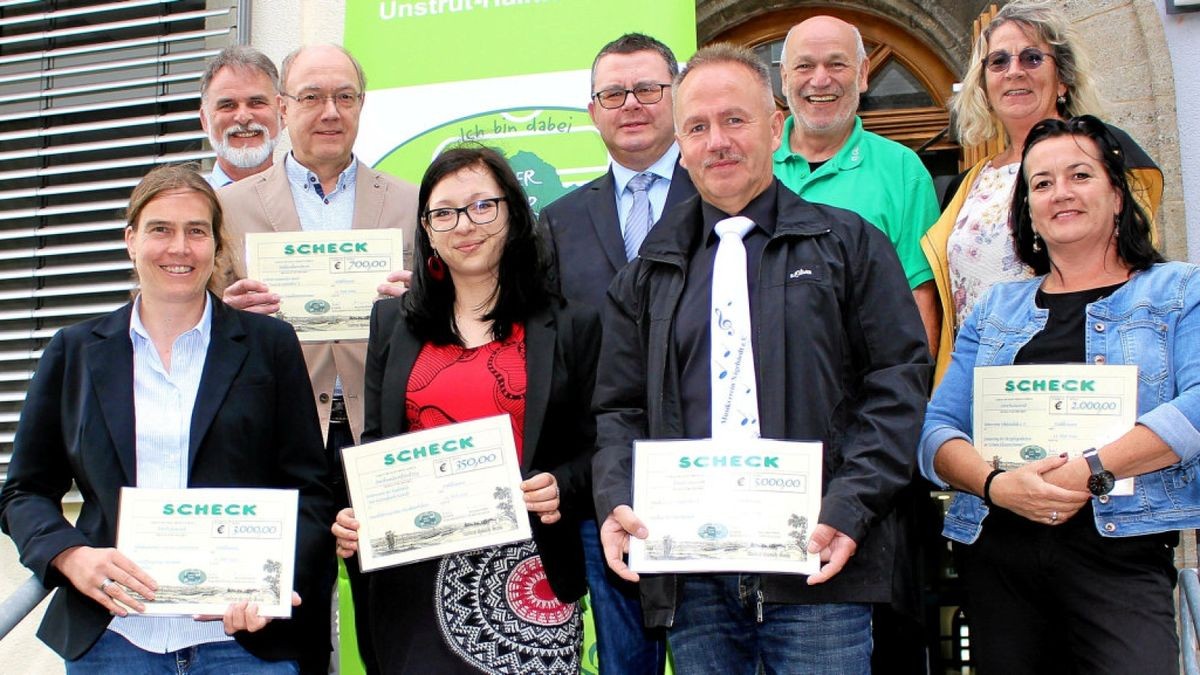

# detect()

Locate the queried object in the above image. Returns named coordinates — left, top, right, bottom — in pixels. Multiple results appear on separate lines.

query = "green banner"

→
left=346, top=0, right=695, bottom=89
left=347, top=0, right=694, bottom=213
left=341, top=1, right=694, bottom=672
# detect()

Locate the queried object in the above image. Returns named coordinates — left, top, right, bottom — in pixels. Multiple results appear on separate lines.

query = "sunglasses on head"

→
left=983, top=47, right=1056, bottom=73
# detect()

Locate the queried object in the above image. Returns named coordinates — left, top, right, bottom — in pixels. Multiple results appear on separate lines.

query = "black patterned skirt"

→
left=367, top=539, right=581, bottom=674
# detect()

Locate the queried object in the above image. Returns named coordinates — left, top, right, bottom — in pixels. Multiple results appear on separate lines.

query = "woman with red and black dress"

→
left=332, top=146, right=598, bottom=674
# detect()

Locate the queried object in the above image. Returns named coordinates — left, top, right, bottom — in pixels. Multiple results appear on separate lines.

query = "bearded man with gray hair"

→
left=199, top=45, right=282, bottom=187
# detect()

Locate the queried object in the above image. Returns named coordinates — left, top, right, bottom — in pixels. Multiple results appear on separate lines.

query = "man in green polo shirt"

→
left=775, top=15, right=939, bottom=675
left=775, top=15, right=940, bottom=356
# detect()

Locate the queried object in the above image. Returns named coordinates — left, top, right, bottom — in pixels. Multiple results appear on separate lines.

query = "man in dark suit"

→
left=537, top=32, right=693, bottom=675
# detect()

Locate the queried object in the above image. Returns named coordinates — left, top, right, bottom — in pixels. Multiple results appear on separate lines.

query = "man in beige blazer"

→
left=217, top=43, right=416, bottom=675
left=218, top=43, right=417, bottom=447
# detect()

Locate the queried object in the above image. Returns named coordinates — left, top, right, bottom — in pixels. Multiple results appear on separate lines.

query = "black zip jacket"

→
left=592, top=180, right=932, bottom=627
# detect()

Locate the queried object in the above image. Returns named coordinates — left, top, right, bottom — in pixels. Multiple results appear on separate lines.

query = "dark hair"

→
left=126, top=163, right=229, bottom=294
left=404, top=145, right=555, bottom=345
left=1011, top=115, right=1163, bottom=274
left=590, top=33, right=679, bottom=92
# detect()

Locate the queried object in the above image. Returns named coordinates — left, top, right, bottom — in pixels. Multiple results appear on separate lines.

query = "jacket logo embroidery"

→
left=789, top=268, right=813, bottom=279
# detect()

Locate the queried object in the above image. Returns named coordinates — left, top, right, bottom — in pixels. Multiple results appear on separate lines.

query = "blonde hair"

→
left=952, top=0, right=1103, bottom=147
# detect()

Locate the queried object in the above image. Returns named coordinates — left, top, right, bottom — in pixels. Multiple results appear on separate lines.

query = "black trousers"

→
left=955, top=504, right=1179, bottom=675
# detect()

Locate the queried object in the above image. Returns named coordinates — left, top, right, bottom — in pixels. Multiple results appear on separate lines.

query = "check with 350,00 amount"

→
left=341, top=414, right=531, bottom=572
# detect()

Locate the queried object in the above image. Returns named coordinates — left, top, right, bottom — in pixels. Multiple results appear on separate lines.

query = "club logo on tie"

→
left=711, top=217, right=760, bottom=437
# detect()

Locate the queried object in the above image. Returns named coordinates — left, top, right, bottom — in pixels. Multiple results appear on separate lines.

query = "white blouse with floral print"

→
left=947, top=161, right=1034, bottom=328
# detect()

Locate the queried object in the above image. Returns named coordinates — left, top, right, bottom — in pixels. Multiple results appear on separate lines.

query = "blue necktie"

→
left=623, top=172, right=657, bottom=261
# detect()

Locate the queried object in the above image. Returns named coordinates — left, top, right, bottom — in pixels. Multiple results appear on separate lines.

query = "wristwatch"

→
left=1083, top=448, right=1116, bottom=496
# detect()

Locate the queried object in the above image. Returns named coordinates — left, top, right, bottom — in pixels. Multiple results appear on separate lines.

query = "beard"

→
left=786, top=86, right=860, bottom=135
left=211, top=122, right=278, bottom=169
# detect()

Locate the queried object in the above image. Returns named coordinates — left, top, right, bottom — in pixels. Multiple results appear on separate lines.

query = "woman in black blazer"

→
left=332, top=146, right=599, bottom=674
left=0, top=165, right=334, bottom=673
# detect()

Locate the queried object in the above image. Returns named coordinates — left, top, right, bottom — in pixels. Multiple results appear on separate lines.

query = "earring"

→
left=1057, top=94, right=1066, bottom=107
left=1032, top=231, right=1043, bottom=253
left=426, top=251, right=446, bottom=282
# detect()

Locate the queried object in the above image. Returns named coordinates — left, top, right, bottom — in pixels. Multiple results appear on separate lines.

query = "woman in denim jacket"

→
left=919, top=116, right=1200, bottom=674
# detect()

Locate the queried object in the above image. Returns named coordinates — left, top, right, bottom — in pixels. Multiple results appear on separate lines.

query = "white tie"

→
left=711, top=216, right=760, bottom=438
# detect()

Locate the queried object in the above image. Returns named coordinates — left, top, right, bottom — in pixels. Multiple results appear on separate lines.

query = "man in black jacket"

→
left=591, top=43, right=931, bottom=672
left=538, top=32, right=692, bottom=675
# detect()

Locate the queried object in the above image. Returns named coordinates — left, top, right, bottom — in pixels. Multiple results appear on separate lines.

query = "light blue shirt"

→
left=611, top=144, right=679, bottom=237
left=284, top=152, right=357, bottom=232
left=285, top=152, right=356, bottom=397
left=206, top=163, right=234, bottom=189
left=108, top=294, right=229, bottom=651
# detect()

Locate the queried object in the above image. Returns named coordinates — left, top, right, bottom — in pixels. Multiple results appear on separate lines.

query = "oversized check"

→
left=973, top=364, right=1138, bottom=494
left=628, top=438, right=822, bottom=575
left=115, top=487, right=298, bottom=617
left=342, top=414, right=531, bottom=572
left=244, top=229, right=403, bottom=341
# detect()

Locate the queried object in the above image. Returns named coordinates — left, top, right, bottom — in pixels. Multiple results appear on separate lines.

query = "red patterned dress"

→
left=368, top=324, right=582, bottom=674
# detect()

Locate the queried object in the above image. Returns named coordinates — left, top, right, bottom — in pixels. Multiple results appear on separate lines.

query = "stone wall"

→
left=1155, top=2, right=1200, bottom=264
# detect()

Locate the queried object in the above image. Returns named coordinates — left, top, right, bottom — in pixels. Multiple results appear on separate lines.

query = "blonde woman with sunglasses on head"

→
left=922, top=0, right=1163, bottom=387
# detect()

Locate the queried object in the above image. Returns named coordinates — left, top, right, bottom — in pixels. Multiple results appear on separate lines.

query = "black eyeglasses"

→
left=592, top=83, right=671, bottom=109
left=423, top=197, right=506, bottom=232
left=983, top=47, right=1056, bottom=73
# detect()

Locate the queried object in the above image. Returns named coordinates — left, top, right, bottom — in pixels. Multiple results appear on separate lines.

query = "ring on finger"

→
left=99, top=578, right=115, bottom=593
left=1050, top=510, right=1059, bottom=524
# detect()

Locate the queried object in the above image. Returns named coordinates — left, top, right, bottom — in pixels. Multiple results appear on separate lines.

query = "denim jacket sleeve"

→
left=919, top=296, right=985, bottom=487
left=1136, top=265, right=1200, bottom=463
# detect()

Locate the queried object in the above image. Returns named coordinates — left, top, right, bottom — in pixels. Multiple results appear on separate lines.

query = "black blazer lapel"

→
left=380, top=316, right=424, bottom=439
left=521, top=307, right=555, bottom=472
left=189, top=299, right=248, bottom=474
left=86, top=304, right=138, bottom=485
left=587, top=169, right=627, bottom=273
